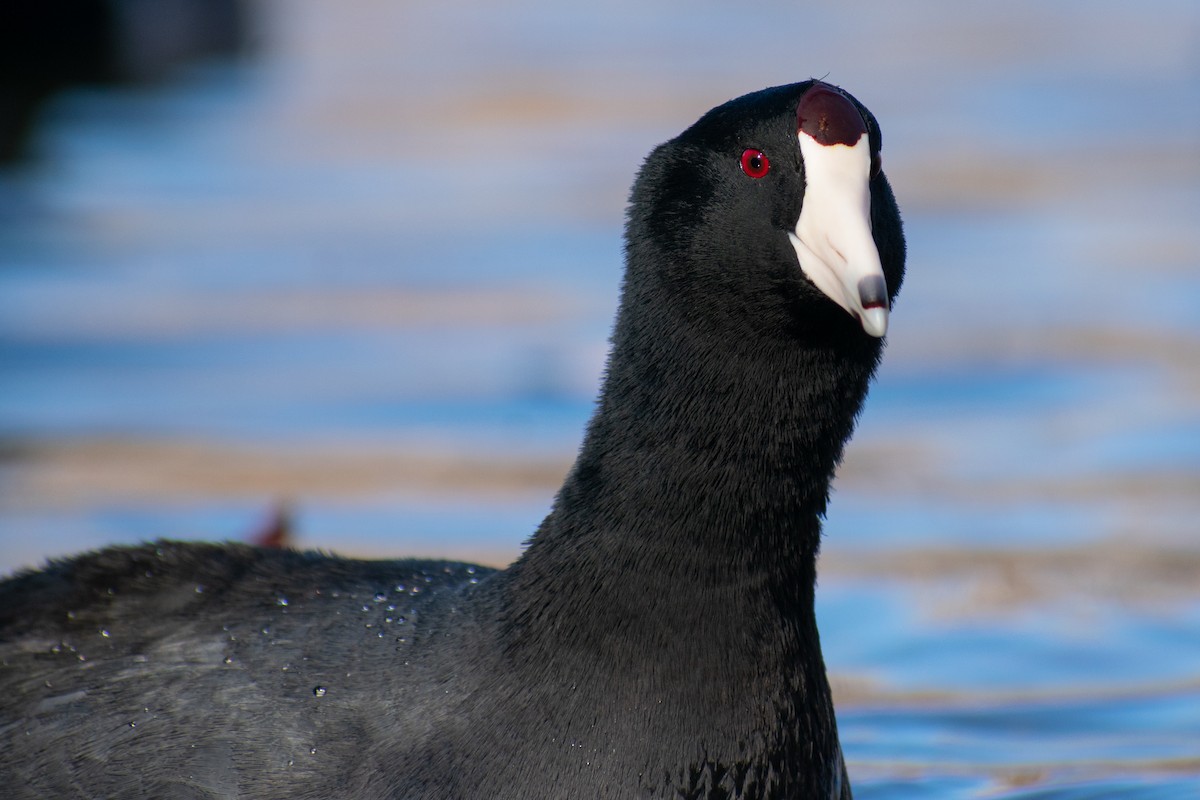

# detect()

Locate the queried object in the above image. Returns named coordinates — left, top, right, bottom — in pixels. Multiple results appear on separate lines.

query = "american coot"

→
left=0, top=80, right=905, bottom=799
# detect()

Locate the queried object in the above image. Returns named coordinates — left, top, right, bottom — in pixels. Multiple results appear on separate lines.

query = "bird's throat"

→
left=508, top=299, right=879, bottom=636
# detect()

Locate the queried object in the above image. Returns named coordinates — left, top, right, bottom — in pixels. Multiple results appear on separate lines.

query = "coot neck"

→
left=507, top=258, right=883, bottom=640
left=490, top=259, right=876, bottom=795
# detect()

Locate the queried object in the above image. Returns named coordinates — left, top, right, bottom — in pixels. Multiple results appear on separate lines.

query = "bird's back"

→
left=0, top=541, right=493, bottom=798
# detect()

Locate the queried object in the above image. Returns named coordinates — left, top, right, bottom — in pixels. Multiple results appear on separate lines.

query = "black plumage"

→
left=0, top=80, right=905, bottom=799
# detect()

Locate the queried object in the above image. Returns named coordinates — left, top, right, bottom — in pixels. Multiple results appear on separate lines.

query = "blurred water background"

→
left=1, top=0, right=1199, bottom=796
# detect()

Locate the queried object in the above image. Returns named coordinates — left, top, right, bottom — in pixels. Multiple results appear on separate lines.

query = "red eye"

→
left=740, top=148, right=770, bottom=179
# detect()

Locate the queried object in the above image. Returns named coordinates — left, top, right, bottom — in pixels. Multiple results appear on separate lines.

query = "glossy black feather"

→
left=0, top=80, right=904, bottom=799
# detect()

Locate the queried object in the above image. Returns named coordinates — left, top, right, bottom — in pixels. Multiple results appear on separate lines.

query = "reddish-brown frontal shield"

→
left=797, top=83, right=867, bottom=146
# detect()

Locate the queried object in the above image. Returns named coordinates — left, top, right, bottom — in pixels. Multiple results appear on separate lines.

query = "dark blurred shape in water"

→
left=0, top=0, right=253, bottom=163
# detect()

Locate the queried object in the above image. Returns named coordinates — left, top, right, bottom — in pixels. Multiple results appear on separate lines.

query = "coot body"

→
left=0, top=80, right=905, bottom=799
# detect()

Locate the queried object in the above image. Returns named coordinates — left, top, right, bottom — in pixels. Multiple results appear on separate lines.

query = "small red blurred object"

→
left=249, top=501, right=294, bottom=550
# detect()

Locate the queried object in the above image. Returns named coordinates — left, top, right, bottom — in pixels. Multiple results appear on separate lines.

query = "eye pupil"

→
left=740, top=148, right=770, bottom=179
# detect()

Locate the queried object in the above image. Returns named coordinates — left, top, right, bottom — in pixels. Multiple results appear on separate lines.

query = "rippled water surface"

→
left=1, top=1, right=1198, bottom=796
